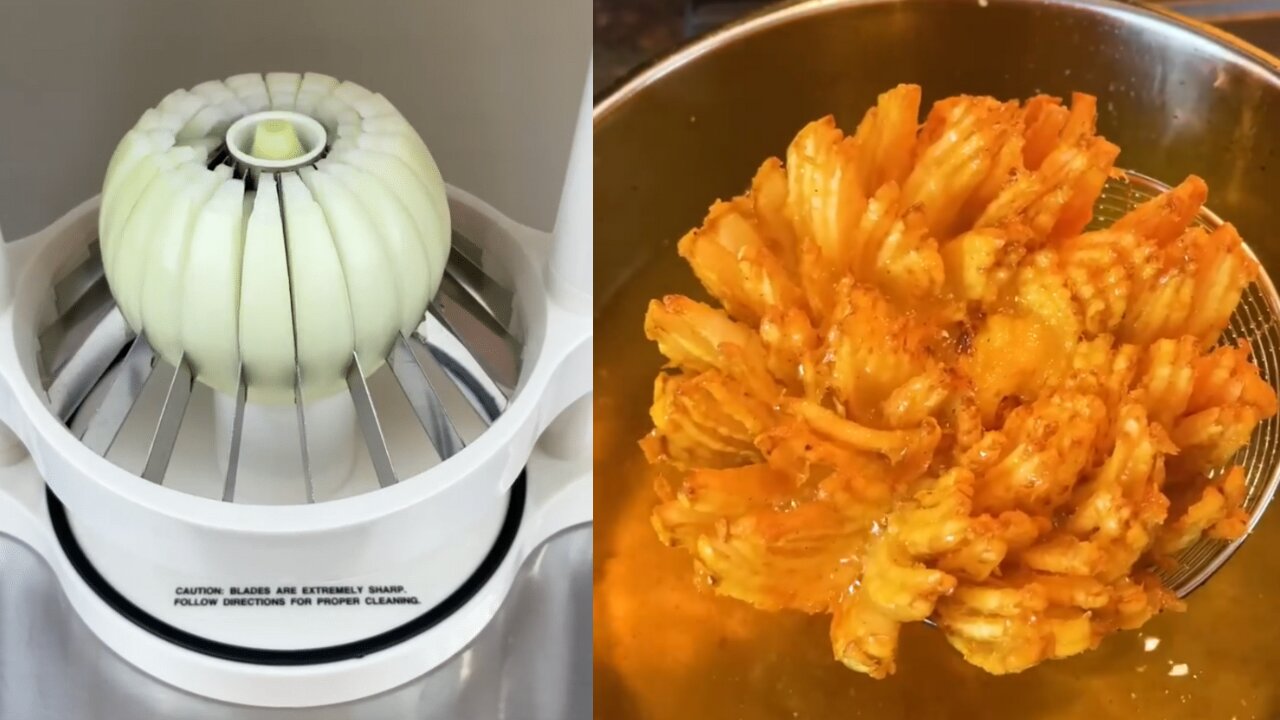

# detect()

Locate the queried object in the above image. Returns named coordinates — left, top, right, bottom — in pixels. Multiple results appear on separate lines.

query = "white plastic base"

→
left=0, top=430, right=590, bottom=708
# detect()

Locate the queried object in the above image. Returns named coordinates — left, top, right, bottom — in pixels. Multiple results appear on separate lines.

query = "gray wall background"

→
left=0, top=0, right=590, bottom=240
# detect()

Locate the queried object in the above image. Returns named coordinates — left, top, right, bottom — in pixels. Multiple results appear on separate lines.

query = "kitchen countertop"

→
left=594, top=0, right=1280, bottom=96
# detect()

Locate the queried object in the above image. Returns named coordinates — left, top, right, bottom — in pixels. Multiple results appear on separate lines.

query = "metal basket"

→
left=1092, top=171, right=1280, bottom=597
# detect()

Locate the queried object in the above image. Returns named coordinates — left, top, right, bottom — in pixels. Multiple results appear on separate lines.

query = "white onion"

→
left=99, top=72, right=451, bottom=403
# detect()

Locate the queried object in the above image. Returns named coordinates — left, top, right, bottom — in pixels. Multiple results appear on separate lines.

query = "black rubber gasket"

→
left=46, top=473, right=525, bottom=666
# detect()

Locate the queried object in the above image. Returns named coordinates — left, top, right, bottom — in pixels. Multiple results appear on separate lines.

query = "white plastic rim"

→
left=0, top=186, right=593, bottom=583
left=225, top=110, right=328, bottom=170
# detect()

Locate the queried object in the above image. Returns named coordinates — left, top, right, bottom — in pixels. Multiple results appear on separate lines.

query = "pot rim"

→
left=593, top=0, right=1280, bottom=122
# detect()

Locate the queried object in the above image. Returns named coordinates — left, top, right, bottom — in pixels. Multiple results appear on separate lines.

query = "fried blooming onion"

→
left=640, top=85, right=1278, bottom=677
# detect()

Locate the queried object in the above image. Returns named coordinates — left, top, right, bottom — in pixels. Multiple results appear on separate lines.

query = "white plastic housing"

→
left=0, top=187, right=592, bottom=658
left=547, top=61, right=592, bottom=315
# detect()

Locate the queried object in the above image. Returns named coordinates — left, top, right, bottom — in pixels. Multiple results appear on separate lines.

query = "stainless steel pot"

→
left=594, top=2, right=1280, bottom=718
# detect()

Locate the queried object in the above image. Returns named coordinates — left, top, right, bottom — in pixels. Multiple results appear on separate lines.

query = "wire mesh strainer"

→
left=1091, top=171, right=1280, bottom=597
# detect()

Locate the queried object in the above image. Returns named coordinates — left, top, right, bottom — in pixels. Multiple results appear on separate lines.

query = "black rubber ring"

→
left=46, top=473, right=525, bottom=666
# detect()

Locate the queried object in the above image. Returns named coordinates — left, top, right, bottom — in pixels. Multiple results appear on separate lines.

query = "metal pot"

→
left=594, top=2, right=1280, bottom=718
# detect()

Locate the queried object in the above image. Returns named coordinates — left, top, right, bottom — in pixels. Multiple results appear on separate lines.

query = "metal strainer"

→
left=1093, top=172, right=1280, bottom=597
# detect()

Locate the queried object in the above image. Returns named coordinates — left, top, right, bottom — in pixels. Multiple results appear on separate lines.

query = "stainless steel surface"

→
left=1162, top=3, right=1280, bottom=98
left=38, top=274, right=114, bottom=380
left=347, top=353, right=398, bottom=488
left=409, top=330, right=496, bottom=442
left=276, top=174, right=316, bottom=505
left=0, top=525, right=593, bottom=719
left=295, top=374, right=315, bottom=504
left=37, top=228, right=523, bottom=504
left=430, top=272, right=520, bottom=399
left=1166, top=1, right=1280, bottom=21
left=75, top=335, right=155, bottom=455
left=594, top=1, right=1280, bottom=717
left=140, top=357, right=192, bottom=484
left=389, top=335, right=465, bottom=461
left=222, top=366, right=246, bottom=502
left=45, top=306, right=133, bottom=422
left=595, top=1, right=1280, bottom=95
left=446, top=235, right=516, bottom=330
left=52, top=242, right=104, bottom=315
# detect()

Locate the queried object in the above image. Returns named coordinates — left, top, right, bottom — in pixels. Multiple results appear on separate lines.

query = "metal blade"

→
left=444, top=238, right=515, bottom=330
left=388, top=333, right=465, bottom=460
left=141, top=357, right=193, bottom=484
left=47, top=306, right=135, bottom=422
left=78, top=335, right=156, bottom=455
left=52, top=242, right=104, bottom=315
left=39, top=275, right=115, bottom=382
left=429, top=275, right=519, bottom=397
left=348, top=354, right=397, bottom=488
left=222, top=365, right=247, bottom=502
left=275, top=175, right=314, bottom=504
